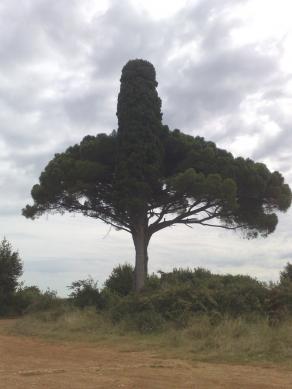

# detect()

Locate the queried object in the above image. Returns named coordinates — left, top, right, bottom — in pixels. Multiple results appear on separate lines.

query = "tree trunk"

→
left=132, top=222, right=150, bottom=292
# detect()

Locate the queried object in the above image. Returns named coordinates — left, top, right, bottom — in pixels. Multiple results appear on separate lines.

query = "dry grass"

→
left=5, top=308, right=292, bottom=366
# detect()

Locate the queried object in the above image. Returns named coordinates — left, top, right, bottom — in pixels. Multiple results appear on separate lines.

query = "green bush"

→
left=267, top=283, right=292, bottom=324
left=68, top=277, right=105, bottom=309
left=109, top=294, right=164, bottom=333
left=104, top=263, right=134, bottom=296
left=15, top=263, right=292, bottom=329
left=102, top=266, right=272, bottom=333
left=127, top=310, right=165, bottom=333
left=159, top=267, right=213, bottom=288
left=24, top=288, right=64, bottom=313
left=110, top=294, right=154, bottom=323
left=144, top=273, right=161, bottom=291
left=99, top=287, right=122, bottom=309
left=149, top=286, right=215, bottom=325
left=13, top=285, right=42, bottom=314
left=215, top=275, right=268, bottom=315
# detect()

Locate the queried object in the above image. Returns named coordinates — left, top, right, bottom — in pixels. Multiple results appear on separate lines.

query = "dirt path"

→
left=1, top=321, right=292, bottom=388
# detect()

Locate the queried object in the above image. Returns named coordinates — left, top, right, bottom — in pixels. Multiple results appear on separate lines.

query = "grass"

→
left=4, top=307, right=292, bottom=366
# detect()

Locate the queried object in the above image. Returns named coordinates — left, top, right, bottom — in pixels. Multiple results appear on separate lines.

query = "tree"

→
left=0, top=238, right=23, bottom=313
left=280, top=262, right=292, bottom=285
left=23, top=59, right=292, bottom=291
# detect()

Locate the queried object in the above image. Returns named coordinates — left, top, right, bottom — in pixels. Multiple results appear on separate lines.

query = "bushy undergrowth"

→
left=104, top=263, right=134, bottom=296
left=10, top=307, right=292, bottom=364
left=6, top=262, right=292, bottom=364
left=59, top=263, right=292, bottom=334
left=7, top=285, right=65, bottom=315
left=4, top=263, right=292, bottom=337
left=68, top=277, right=105, bottom=309
left=104, top=268, right=270, bottom=332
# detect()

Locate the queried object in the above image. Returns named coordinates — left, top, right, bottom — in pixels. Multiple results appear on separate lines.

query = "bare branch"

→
left=149, top=201, right=217, bottom=234
left=58, top=198, right=132, bottom=233
left=199, top=222, right=245, bottom=230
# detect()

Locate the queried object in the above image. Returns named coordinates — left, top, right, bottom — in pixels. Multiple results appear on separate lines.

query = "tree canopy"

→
left=23, top=59, right=292, bottom=291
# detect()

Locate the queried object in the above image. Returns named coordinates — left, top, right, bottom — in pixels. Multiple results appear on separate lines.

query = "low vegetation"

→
left=8, top=307, right=292, bottom=365
left=2, top=262, right=292, bottom=365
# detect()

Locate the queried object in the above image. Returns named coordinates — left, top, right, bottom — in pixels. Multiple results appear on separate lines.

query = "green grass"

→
left=5, top=307, right=292, bottom=366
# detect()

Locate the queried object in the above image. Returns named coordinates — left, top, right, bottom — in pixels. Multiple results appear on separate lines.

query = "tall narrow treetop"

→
left=114, top=59, right=164, bottom=216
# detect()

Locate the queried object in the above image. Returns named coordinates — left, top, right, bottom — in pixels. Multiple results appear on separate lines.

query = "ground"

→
left=1, top=319, right=292, bottom=388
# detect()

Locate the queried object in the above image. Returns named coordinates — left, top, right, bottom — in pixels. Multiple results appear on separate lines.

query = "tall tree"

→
left=23, top=59, right=292, bottom=291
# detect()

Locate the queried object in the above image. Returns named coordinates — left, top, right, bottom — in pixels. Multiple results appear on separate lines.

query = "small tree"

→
left=0, top=238, right=23, bottom=314
left=23, top=59, right=292, bottom=292
left=280, top=263, right=292, bottom=285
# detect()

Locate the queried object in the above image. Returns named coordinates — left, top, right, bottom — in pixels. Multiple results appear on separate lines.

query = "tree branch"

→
left=199, top=222, right=240, bottom=230
left=57, top=198, right=132, bottom=233
left=149, top=201, right=216, bottom=234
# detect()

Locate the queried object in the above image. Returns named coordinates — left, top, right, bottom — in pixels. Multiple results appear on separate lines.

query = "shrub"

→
left=24, top=288, right=64, bottom=313
left=104, top=267, right=270, bottom=331
left=215, top=275, right=268, bottom=316
left=68, top=277, right=105, bottom=309
left=144, top=273, right=161, bottom=291
left=159, top=267, right=213, bottom=288
left=109, top=294, right=154, bottom=323
left=267, top=284, right=292, bottom=325
left=17, top=264, right=292, bottom=329
left=104, top=263, right=134, bottom=296
left=99, top=287, right=122, bottom=309
left=128, top=310, right=165, bottom=333
left=109, top=294, right=164, bottom=333
left=13, top=285, right=42, bottom=313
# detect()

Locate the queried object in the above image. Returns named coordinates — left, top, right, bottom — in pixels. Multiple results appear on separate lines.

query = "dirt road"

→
left=1, top=320, right=292, bottom=388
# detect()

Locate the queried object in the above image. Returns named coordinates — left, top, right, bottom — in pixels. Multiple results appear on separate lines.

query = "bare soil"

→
left=1, top=320, right=292, bottom=388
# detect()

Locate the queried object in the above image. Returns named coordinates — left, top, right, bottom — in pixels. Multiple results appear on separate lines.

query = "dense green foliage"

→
left=8, top=263, right=292, bottom=366
left=64, top=263, right=292, bottom=333
left=114, top=59, right=164, bottom=217
left=68, top=277, right=105, bottom=309
left=22, top=114, right=291, bottom=238
left=104, top=263, right=134, bottom=296
left=13, top=286, right=63, bottom=314
left=23, top=59, right=291, bottom=289
left=5, top=262, right=292, bottom=336
left=0, top=238, right=23, bottom=315
left=107, top=267, right=269, bottom=331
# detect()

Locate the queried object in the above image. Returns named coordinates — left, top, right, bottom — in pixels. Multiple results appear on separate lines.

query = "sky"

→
left=1, top=0, right=292, bottom=295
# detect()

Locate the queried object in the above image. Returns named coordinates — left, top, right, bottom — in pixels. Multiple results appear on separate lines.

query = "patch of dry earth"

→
left=0, top=320, right=292, bottom=388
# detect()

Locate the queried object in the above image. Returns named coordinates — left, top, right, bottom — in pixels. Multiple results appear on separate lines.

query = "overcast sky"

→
left=1, top=0, right=292, bottom=295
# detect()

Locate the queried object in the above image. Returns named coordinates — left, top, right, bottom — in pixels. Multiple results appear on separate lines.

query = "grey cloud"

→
left=254, top=108, right=292, bottom=159
left=24, top=258, right=91, bottom=274
left=163, top=27, right=286, bottom=135
left=251, top=106, right=292, bottom=183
